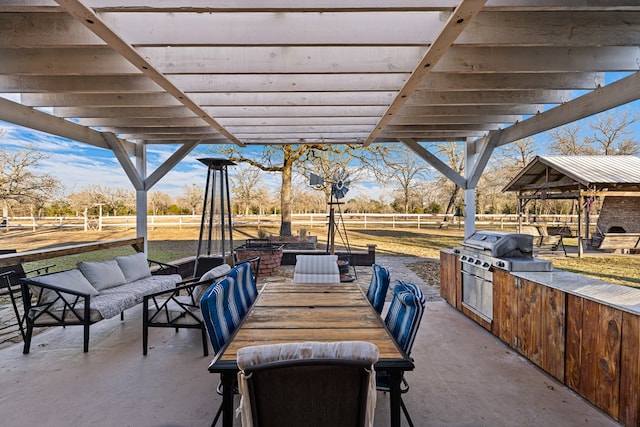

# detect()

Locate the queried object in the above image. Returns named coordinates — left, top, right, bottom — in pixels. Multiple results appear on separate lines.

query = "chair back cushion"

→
left=293, top=254, right=340, bottom=283
left=227, top=261, right=258, bottom=314
left=200, top=276, right=246, bottom=354
left=384, top=281, right=425, bottom=355
left=237, top=341, right=378, bottom=427
left=366, top=264, right=390, bottom=314
left=200, top=281, right=231, bottom=354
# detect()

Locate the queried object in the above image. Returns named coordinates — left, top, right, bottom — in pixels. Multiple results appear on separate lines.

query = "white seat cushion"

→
left=293, top=255, right=340, bottom=283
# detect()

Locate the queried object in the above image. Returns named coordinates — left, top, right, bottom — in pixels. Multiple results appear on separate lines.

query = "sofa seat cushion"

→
left=115, top=252, right=152, bottom=283
left=101, top=274, right=182, bottom=303
left=29, top=306, right=104, bottom=324
left=78, top=259, right=127, bottom=291
left=28, top=289, right=138, bottom=322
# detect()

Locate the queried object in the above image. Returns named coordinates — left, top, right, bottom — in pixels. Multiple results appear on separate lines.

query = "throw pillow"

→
left=115, top=252, right=152, bottom=283
left=78, top=259, right=127, bottom=291
left=35, top=269, right=100, bottom=308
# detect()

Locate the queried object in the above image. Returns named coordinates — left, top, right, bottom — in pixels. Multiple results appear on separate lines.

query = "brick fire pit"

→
left=235, top=240, right=284, bottom=276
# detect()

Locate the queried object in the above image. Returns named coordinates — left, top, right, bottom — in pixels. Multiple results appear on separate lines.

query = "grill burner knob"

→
left=483, top=262, right=490, bottom=268
left=475, top=259, right=482, bottom=265
left=495, top=261, right=505, bottom=268
left=468, top=257, right=474, bottom=263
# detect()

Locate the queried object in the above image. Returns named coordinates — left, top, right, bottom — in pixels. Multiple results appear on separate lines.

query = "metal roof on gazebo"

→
left=503, top=155, right=640, bottom=193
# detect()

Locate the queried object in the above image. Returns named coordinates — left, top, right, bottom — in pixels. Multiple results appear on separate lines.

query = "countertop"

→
left=512, top=269, right=640, bottom=315
left=441, top=249, right=640, bottom=315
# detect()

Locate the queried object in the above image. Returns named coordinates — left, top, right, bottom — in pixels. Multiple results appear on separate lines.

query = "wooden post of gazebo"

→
left=577, top=187, right=583, bottom=258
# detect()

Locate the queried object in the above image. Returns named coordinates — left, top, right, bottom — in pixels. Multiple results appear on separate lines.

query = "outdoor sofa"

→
left=18, top=252, right=182, bottom=354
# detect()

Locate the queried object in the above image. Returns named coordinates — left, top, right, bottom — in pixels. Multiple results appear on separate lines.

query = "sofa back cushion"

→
left=78, top=259, right=127, bottom=290
left=35, top=269, right=100, bottom=308
left=115, top=252, right=152, bottom=283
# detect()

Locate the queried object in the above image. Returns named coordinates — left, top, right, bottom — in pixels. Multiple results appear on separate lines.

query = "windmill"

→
left=309, top=171, right=356, bottom=280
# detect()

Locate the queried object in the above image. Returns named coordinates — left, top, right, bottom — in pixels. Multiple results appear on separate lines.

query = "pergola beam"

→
left=0, top=96, right=134, bottom=153
left=55, top=0, right=244, bottom=146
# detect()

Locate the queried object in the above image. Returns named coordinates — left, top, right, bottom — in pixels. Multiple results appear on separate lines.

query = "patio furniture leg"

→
left=200, top=325, right=209, bottom=357
left=389, top=369, right=402, bottom=427
left=211, top=403, right=222, bottom=427
left=220, top=372, right=234, bottom=427
left=23, top=321, right=33, bottom=354
left=401, top=397, right=415, bottom=427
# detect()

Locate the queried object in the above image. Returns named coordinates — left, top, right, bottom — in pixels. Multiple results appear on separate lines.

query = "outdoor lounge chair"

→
left=143, top=257, right=259, bottom=357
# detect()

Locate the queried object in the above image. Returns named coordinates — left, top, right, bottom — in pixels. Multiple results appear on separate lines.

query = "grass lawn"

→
left=1, top=224, right=639, bottom=289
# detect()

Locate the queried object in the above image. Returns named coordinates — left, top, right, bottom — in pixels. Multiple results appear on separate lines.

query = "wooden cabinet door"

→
left=566, top=295, right=621, bottom=420
left=492, top=270, right=516, bottom=346
left=492, top=273, right=565, bottom=381
left=517, top=279, right=565, bottom=381
left=439, top=251, right=461, bottom=309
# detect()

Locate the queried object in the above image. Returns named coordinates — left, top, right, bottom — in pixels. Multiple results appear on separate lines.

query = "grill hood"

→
left=463, top=231, right=534, bottom=258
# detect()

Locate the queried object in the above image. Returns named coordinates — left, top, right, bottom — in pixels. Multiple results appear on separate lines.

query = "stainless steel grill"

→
left=453, top=231, right=552, bottom=322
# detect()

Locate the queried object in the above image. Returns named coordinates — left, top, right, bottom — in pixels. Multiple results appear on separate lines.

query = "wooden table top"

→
left=210, top=281, right=410, bottom=366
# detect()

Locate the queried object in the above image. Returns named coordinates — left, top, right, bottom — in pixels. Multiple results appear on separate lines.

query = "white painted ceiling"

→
left=2, top=1, right=640, bottom=154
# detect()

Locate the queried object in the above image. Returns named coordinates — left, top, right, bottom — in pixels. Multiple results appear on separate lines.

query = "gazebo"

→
left=503, top=155, right=640, bottom=256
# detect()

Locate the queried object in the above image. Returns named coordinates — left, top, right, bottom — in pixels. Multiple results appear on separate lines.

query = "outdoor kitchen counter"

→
left=512, top=269, right=640, bottom=315
left=440, top=249, right=640, bottom=426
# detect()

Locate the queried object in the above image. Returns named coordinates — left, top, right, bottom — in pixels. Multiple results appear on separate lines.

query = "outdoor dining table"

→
left=208, top=280, right=415, bottom=427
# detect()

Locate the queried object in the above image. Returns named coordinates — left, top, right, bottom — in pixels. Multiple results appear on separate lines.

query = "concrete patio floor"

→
left=0, top=256, right=621, bottom=427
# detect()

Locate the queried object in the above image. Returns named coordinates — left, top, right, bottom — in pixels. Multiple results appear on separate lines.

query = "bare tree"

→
left=176, top=184, right=203, bottom=216
left=482, top=137, right=538, bottom=214
left=230, top=165, right=269, bottom=215
left=585, top=109, right=640, bottom=155
left=547, top=123, right=595, bottom=155
left=435, top=142, right=464, bottom=216
left=220, top=144, right=368, bottom=237
left=376, top=145, right=432, bottom=214
left=0, top=146, right=60, bottom=219
left=149, top=191, right=172, bottom=215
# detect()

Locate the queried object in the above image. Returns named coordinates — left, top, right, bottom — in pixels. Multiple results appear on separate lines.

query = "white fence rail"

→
left=2, top=213, right=588, bottom=232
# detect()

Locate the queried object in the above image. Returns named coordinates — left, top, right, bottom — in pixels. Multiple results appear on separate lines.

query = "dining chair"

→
left=378, top=280, right=426, bottom=427
left=292, top=254, right=340, bottom=283
left=366, top=263, right=390, bottom=315
left=200, top=258, right=259, bottom=426
left=236, top=341, right=379, bottom=427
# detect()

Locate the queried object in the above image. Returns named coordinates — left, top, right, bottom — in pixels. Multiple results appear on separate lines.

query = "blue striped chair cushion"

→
left=384, top=281, right=425, bottom=355
left=200, top=276, right=245, bottom=354
left=227, top=261, right=258, bottom=314
left=366, top=264, right=390, bottom=314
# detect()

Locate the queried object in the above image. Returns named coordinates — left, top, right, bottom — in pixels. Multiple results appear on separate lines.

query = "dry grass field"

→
left=1, top=224, right=639, bottom=288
